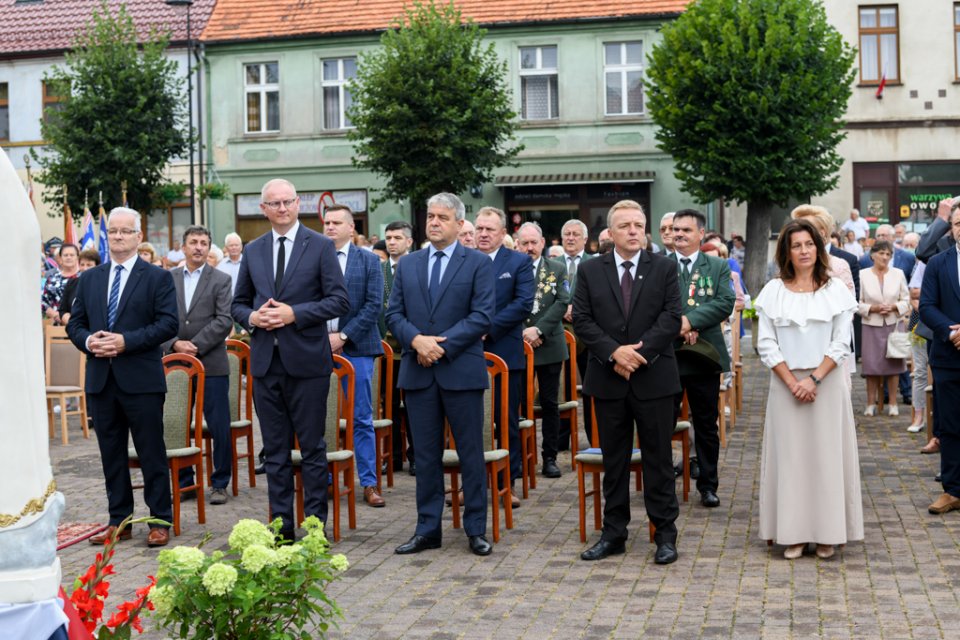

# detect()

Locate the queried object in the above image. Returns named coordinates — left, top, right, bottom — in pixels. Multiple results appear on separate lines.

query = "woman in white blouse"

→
left=754, top=219, right=863, bottom=560
left=842, top=230, right=864, bottom=258
left=858, top=240, right=911, bottom=417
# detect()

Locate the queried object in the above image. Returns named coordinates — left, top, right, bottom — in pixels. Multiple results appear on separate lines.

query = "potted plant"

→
left=196, top=181, right=231, bottom=201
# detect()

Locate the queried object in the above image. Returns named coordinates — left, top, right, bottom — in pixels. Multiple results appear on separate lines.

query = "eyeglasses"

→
left=262, top=198, right=297, bottom=210
left=106, top=228, right=138, bottom=237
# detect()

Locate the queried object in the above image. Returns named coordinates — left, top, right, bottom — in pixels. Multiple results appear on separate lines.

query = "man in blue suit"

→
left=386, top=192, right=495, bottom=556
left=323, top=204, right=386, bottom=507
left=920, top=206, right=960, bottom=515
left=67, top=207, right=179, bottom=547
left=232, top=179, right=350, bottom=540
left=476, top=206, right=534, bottom=505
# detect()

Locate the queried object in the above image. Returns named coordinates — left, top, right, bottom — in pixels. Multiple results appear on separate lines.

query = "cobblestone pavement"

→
left=52, top=353, right=960, bottom=639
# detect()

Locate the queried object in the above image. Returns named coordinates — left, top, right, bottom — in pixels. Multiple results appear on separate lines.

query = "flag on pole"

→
left=98, top=196, right=109, bottom=263
left=63, top=207, right=78, bottom=246
left=875, top=71, right=887, bottom=99
left=80, top=207, right=96, bottom=251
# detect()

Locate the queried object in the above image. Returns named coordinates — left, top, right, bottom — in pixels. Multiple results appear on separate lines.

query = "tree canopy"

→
left=347, top=0, right=522, bottom=235
left=34, top=2, right=190, bottom=218
left=646, top=0, right=856, bottom=293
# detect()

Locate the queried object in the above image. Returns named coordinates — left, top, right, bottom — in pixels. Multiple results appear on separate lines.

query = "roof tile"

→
left=202, top=0, right=690, bottom=43
left=0, top=0, right=217, bottom=56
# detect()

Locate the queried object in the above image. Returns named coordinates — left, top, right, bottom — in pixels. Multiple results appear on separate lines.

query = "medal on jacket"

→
left=687, top=270, right=698, bottom=306
left=706, top=276, right=714, bottom=297
left=697, top=274, right=705, bottom=297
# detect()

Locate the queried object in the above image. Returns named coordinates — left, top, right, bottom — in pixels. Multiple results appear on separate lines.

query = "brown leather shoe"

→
left=363, top=486, right=385, bottom=508
left=146, top=527, right=171, bottom=547
left=928, top=493, right=960, bottom=514
left=89, top=525, right=132, bottom=545
left=921, top=438, right=940, bottom=454
left=510, top=488, right=520, bottom=509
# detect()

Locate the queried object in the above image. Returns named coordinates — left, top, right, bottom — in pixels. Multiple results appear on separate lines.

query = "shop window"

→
left=858, top=6, right=899, bottom=84
left=42, top=80, right=69, bottom=127
left=520, top=45, right=559, bottom=120
left=0, top=83, right=8, bottom=142
left=603, top=41, right=644, bottom=116
left=322, top=57, right=356, bottom=130
left=245, top=62, right=280, bottom=134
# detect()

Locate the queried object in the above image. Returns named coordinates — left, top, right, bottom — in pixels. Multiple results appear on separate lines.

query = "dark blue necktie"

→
left=107, top=264, right=123, bottom=330
left=429, top=252, right=445, bottom=307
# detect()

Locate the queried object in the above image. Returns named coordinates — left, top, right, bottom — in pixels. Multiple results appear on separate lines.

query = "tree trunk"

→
left=743, top=201, right=775, bottom=298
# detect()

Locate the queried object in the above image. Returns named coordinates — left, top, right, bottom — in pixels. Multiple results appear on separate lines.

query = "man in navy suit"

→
left=386, top=192, right=496, bottom=556
left=476, top=206, right=534, bottom=505
left=67, top=207, right=179, bottom=547
left=920, top=206, right=960, bottom=515
left=323, top=204, right=386, bottom=507
left=232, top=179, right=350, bottom=540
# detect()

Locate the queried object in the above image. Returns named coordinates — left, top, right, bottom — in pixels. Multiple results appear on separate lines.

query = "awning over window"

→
left=494, top=171, right=655, bottom=187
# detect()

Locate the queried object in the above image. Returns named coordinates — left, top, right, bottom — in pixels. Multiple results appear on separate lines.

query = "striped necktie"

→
left=107, top=264, right=123, bottom=330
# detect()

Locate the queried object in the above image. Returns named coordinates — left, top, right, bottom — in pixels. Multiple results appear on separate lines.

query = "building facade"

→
left=200, top=0, right=697, bottom=246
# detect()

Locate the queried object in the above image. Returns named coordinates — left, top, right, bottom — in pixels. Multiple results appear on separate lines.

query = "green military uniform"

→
left=525, top=257, right=570, bottom=366
left=673, top=253, right=735, bottom=375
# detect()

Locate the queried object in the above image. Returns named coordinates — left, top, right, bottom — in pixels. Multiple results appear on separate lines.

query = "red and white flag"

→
left=875, top=71, right=887, bottom=99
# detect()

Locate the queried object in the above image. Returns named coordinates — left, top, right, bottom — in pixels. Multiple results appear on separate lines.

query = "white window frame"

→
left=519, top=45, right=559, bottom=121
left=603, top=41, right=644, bottom=116
left=321, top=57, right=356, bottom=130
left=858, top=5, right=900, bottom=84
left=244, top=62, right=280, bottom=134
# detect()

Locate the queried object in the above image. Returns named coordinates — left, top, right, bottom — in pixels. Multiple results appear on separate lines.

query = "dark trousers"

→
left=495, top=370, right=522, bottom=488
left=934, top=368, right=960, bottom=496
left=87, top=370, right=171, bottom=528
left=253, top=349, right=330, bottom=533
left=676, top=372, right=721, bottom=494
left=406, top=381, right=487, bottom=538
left=179, top=375, right=231, bottom=490
left=525, top=360, right=562, bottom=461
left=595, top=392, right=678, bottom=545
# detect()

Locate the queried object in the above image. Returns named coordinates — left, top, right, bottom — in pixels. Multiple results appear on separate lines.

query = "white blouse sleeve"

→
left=757, top=308, right=786, bottom=369
left=825, top=307, right=854, bottom=366
left=894, top=270, right=911, bottom=316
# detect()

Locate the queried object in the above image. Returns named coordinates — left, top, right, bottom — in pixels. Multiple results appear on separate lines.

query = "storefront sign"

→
left=236, top=190, right=368, bottom=217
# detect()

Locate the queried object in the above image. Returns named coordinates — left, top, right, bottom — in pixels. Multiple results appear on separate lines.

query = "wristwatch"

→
left=339, top=331, right=348, bottom=343
left=809, top=374, right=822, bottom=386
left=535, top=327, right=543, bottom=337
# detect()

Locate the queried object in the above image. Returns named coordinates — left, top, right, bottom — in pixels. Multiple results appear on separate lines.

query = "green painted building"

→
left=200, top=0, right=699, bottom=246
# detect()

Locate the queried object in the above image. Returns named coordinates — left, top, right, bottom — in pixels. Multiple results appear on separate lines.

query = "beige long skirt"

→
left=758, top=368, right=864, bottom=546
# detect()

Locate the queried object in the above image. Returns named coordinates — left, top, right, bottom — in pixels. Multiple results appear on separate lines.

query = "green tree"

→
left=347, top=0, right=522, bottom=237
left=646, top=0, right=855, bottom=294
left=34, top=1, right=190, bottom=219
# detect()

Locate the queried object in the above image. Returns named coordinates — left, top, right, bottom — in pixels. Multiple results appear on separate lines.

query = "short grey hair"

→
left=606, top=199, right=645, bottom=229
left=547, top=245, right=564, bottom=258
left=875, top=224, right=894, bottom=237
left=427, top=192, right=465, bottom=221
left=108, top=207, right=141, bottom=232
left=561, top=219, right=587, bottom=236
left=224, top=232, right=242, bottom=245
left=208, top=245, right=224, bottom=263
left=517, top=221, right=543, bottom=238
left=261, top=178, right=297, bottom=201
left=476, top=206, right=507, bottom=229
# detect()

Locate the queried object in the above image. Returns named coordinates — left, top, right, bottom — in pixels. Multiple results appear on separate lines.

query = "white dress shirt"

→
left=427, top=241, right=458, bottom=288
left=271, top=221, right=299, bottom=277
left=183, top=264, right=205, bottom=310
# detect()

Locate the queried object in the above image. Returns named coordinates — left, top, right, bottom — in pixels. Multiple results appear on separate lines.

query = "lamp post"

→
left=166, top=0, right=195, bottom=223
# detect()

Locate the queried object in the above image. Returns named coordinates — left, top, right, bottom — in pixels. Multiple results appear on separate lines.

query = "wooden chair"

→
left=535, top=330, right=580, bottom=469
left=201, top=340, right=256, bottom=496
left=445, top=352, right=514, bottom=542
left=575, top=403, right=651, bottom=543
left=717, top=373, right=727, bottom=449
left=519, top=341, right=537, bottom=498
left=730, top=311, right=743, bottom=425
left=294, top=355, right=356, bottom=541
left=373, top=341, right=395, bottom=490
left=44, top=324, right=89, bottom=444
left=130, top=353, right=206, bottom=537
left=675, top=393, right=692, bottom=503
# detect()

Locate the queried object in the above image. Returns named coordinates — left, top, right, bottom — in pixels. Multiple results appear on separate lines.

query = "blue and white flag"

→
left=80, top=207, right=96, bottom=251
left=98, top=209, right=109, bottom=263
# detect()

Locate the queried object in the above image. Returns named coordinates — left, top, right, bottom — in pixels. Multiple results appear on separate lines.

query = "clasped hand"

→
left=88, top=330, right=125, bottom=358
left=612, top=341, right=646, bottom=380
left=789, top=376, right=817, bottom=403
left=950, top=324, right=960, bottom=350
left=412, top=335, right=447, bottom=367
left=251, top=298, right=295, bottom=330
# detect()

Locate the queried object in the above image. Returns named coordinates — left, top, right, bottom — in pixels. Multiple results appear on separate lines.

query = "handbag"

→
left=886, top=320, right=911, bottom=359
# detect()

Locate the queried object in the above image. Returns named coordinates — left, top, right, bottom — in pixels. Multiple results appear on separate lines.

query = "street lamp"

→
left=166, top=0, right=195, bottom=223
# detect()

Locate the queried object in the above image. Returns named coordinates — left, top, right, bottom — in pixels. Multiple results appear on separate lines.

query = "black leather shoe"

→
left=179, top=488, right=197, bottom=501
left=408, top=462, right=416, bottom=476
left=674, top=463, right=683, bottom=478
left=468, top=535, right=492, bottom=556
left=395, top=534, right=441, bottom=555
left=690, top=458, right=700, bottom=480
left=580, top=539, right=625, bottom=561
left=542, top=459, right=562, bottom=478
left=277, top=529, right=296, bottom=544
left=936, top=473, right=942, bottom=483
left=700, top=490, right=720, bottom=508
left=654, top=542, right=678, bottom=565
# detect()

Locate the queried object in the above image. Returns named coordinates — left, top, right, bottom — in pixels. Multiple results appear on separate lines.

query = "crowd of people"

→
left=40, top=184, right=960, bottom=564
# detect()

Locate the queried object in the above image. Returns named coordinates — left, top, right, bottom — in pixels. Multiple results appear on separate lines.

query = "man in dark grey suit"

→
left=163, top=225, right=235, bottom=505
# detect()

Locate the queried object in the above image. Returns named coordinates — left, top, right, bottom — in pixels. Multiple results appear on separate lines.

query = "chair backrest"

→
left=521, top=341, right=535, bottom=421
left=483, top=352, right=510, bottom=453
left=162, top=353, right=205, bottom=450
left=225, top=339, right=253, bottom=423
left=326, top=354, right=355, bottom=453
left=45, top=324, right=84, bottom=388
left=563, top=329, right=579, bottom=404
left=373, top=340, right=394, bottom=421
left=730, top=312, right=742, bottom=363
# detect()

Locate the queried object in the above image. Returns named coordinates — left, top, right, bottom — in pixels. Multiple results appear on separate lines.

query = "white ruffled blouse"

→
left=754, top=277, right=858, bottom=371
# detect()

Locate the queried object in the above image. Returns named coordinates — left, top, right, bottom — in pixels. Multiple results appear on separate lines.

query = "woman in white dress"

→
left=754, top=219, right=863, bottom=560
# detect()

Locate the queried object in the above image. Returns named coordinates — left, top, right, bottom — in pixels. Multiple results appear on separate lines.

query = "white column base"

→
left=0, top=557, right=62, bottom=604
